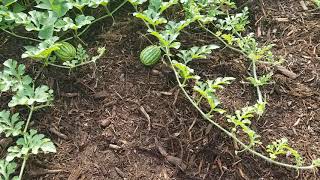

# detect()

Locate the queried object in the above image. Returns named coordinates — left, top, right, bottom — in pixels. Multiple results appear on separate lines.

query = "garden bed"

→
left=0, top=0, right=319, bottom=179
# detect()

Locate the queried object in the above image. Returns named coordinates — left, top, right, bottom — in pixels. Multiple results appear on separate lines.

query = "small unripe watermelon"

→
left=140, top=45, right=161, bottom=66
left=55, top=42, right=76, bottom=61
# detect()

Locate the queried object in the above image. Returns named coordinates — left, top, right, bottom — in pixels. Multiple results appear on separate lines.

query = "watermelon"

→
left=55, top=42, right=76, bottom=61
left=140, top=45, right=161, bottom=66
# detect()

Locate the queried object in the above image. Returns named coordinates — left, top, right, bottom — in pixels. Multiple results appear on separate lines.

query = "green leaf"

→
left=88, top=0, right=109, bottom=8
left=246, top=72, right=273, bottom=87
left=149, top=30, right=169, bottom=47
left=254, top=100, right=266, bottom=116
left=6, top=129, right=56, bottom=162
left=22, top=36, right=60, bottom=60
left=0, top=110, right=24, bottom=137
left=0, top=59, right=33, bottom=93
left=149, top=29, right=180, bottom=49
left=134, top=10, right=167, bottom=26
left=75, top=15, right=94, bottom=28
left=147, top=20, right=193, bottom=49
left=9, top=85, right=54, bottom=107
left=74, top=44, right=89, bottom=63
left=221, top=34, right=235, bottom=45
left=170, top=42, right=180, bottom=49
left=1, top=69, right=53, bottom=108
left=159, top=0, right=178, bottom=13
left=206, top=93, right=222, bottom=113
left=11, top=12, right=29, bottom=24
left=36, top=0, right=72, bottom=17
left=54, top=17, right=73, bottom=31
left=314, top=0, right=320, bottom=8
left=217, top=7, right=249, bottom=33
left=55, top=15, right=94, bottom=31
left=193, top=77, right=233, bottom=115
left=148, top=0, right=161, bottom=12
left=0, top=160, right=17, bottom=180
left=172, top=60, right=200, bottom=81
left=25, top=10, right=59, bottom=39
left=2, top=0, right=17, bottom=7
left=193, top=81, right=207, bottom=97
left=312, top=159, right=320, bottom=167
left=39, top=23, right=54, bottom=39
left=165, top=20, right=191, bottom=33
left=209, top=77, right=235, bottom=90
left=12, top=3, right=25, bottom=13
left=69, top=0, right=109, bottom=10
left=226, top=104, right=263, bottom=147
left=266, top=138, right=303, bottom=166
left=68, top=0, right=89, bottom=10
left=235, top=34, right=277, bottom=64
left=128, top=0, right=147, bottom=6
left=0, top=71, right=13, bottom=92
left=178, top=44, right=220, bottom=64
left=91, top=46, right=105, bottom=62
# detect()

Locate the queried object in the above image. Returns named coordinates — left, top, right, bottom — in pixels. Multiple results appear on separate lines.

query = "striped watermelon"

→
left=140, top=45, right=161, bottom=66
left=55, top=42, right=76, bottom=61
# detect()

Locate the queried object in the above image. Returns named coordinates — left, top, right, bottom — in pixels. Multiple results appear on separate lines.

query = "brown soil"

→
left=0, top=0, right=319, bottom=179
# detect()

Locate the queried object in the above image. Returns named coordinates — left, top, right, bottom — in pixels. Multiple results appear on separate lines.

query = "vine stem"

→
left=18, top=155, right=29, bottom=179
left=18, top=104, right=35, bottom=179
left=47, top=63, right=69, bottom=69
left=199, top=23, right=246, bottom=56
left=252, top=62, right=263, bottom=102
left=0, top=28, right=41, bottom=42
left=164, top=47, right=316, bottom=170
left=47, top=60, right=95, bottom=69
left=105, top=6, right=115, bottom=25
left=199, top=22, right=263, bottom=102
left=23, top=105, right=34, bottom=133
left=33, top=104, right=53, bottom=111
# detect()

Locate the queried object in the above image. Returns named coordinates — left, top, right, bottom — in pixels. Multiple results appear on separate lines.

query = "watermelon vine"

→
left=0, top=0, right=126, bottom=69
left=129, top=0, right=320, bottom=170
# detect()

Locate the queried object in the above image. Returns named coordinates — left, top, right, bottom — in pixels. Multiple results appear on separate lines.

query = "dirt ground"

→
left=0, top=0, right=319, bottom=179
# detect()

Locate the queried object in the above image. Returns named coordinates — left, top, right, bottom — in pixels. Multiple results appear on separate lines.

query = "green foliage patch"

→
left=0, top=1, right=319, bottom=179
left=0, top=0, right=123, bottom=68
left=0, top=60, right=55, bottom=179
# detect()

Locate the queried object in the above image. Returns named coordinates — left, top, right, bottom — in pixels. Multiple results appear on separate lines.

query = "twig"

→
left=139, top=106, right=151, bottom=131
left=49, top=127, right=68, bottom=140
left=29, top=169, right=66, bottom=176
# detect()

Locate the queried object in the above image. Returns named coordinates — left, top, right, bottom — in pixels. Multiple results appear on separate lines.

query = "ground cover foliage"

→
left=0, top=0, right=319, bottom=179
